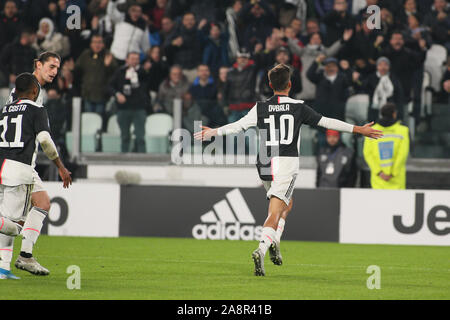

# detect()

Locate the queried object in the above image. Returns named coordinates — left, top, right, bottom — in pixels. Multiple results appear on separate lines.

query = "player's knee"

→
left=31, top=193, right=51, bottom=212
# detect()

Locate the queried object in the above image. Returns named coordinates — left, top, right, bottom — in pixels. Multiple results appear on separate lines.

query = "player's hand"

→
left=355, top=122, right=383, bottom=139
left=59, top=167, right=72, bottom=189
left=194, top=126, right=218, bottom=141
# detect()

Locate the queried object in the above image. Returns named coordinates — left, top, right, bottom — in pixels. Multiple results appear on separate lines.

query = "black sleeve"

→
left=300, top=103, right=322, bottom=127
left=33, top=107, right=51, bottom=135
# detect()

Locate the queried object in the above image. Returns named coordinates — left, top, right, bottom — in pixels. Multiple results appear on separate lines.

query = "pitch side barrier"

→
left=40, top=182, right=449, bottom=246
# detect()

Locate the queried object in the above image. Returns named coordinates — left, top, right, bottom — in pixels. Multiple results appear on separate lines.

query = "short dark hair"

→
left=381, top=102, right=397, bottom=118
left=268, top=64, right=291, bottom=91
left=15, top=72, right=39, bottom=96
left=34, top=51, right=61, bottom=70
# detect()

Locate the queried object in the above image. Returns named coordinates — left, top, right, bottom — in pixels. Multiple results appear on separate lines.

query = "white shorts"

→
left=262, top=173, right=297, bottom=206
left=0, top=184, right=33, bottom=222
left=32, top=169, right=46, bottom=194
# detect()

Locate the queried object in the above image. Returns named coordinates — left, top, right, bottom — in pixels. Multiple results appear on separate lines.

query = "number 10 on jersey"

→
left=264, top=114, right=294, bottom=146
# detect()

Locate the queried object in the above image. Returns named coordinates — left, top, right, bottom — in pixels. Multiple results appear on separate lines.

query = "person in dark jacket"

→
left=0, top=0, right=23, bottom=49
left=378, top=31, right=427, bottom=123
left=109, top=52, right=152, bottom=153
left=260, top=46, right=302, bottom=99
left=189, top=64, right=227, bottom=127
left=164, top=12, right=203, bottom=82
left=307, top=56, right=351, bottom=121
left=238, top=0, right=276, bottom=51
left=322, top=0, right=357, bottom=47
left=0, top=29, right=37, bottom=87
left=317, top=129, right=355, bottom=188
left=201, top=23, right=230, bottom=76
left=144, top=45, right=169, bottom=94
left=423, top=0, right=450, bottom=50
left=74, top=35, right=118, bottom=115
left=223, top=48, right=258, bottom=122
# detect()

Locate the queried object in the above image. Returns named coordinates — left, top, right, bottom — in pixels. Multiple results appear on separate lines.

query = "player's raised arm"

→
left=194, top=104, right=258, bottom=141
left=36, top=131, right=72, bottom=188
left=317, top=117, right=383, bottom=139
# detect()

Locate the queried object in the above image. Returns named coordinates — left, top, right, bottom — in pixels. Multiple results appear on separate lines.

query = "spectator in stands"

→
left=0, top=29, right=37, bottom=88
left=223, top=48, right=258, bottom=122
left=146, top=0, right=167, bottom=30
left=379, top=31, right=427, bottom=124
left=239, top=0, right=276, bottom=51
left=305, top=17, right=321, bottom=39
left=353, top=57, right=404, bottom=122
left=423, top=0, right=450, bottom=50
left=33, top=18, right=71, bottom=58
left=189, top=64, right=227, bottom=127
left=253, top=31, right=282, bottom=72
left=314, top=0, right=337, bottom=19
left=322, top=0, right=357, bottom=46
left=201, top=23, right=230, bottom=76
left=260, top=47, right=302, bottom=99
left=181, top=91, right=203, bottom=134
left=289, top=18, right=303, bottom=39
left=159, top=16, right=176, bottom=49
left=307, top=56, right=351, bottom=121
left=74, top=34, right=118, bottom=115
left=225, top=0, right=243, bottom=61
left=164, top=12, right=203, bottom=82
left=0, top=0, right=23, bottom=50
left=45, top=88, right=69, bottom=158
left=397, top=0, right=423, bottom=28
left=343, top=16, right=381, bottom=66
left=154, top=65, right=190, bottom=115
left=441, top=57, right=450, bottom=104
left=144, top=46, right=169, bottom=96
left=379, top=7, right=396, bottom=36
left=22, top=0, right=52, bottom=31
left=109, top=52, right=152, bottom=153
left=110, top=3, right=151, bottom=64
left=316, top=129, right=355, bottom=188
left=284, top=29, right=352, bottom=103
left=216, top=66, right=229, bottom=113
left=363, top=103, right=410, bottom=189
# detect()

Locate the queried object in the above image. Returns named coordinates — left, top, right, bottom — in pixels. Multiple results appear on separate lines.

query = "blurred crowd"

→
left=0, top=0, right=449, bottom=154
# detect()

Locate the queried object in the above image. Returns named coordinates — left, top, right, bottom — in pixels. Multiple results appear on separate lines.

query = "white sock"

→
left=276, top=218, right=285, bottom=243
left=20, top=207, right=47, bottom=255
left=258, top=227, right=277, bottom=255
left=0, top=234, right=14, bottom=271
left=0, top=216, right=21, bottom=236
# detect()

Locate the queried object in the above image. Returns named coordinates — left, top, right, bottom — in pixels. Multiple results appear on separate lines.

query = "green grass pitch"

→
left=1, top=236, right=449, bottom=300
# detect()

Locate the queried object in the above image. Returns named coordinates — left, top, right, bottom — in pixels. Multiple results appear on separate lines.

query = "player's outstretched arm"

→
left=37, top=131, right=72, bottom=188
left=317, top=117, right=383, bottom=139
left=353, top=121, right=383, bottom=139
left=194, top=105, right=258, bottom=141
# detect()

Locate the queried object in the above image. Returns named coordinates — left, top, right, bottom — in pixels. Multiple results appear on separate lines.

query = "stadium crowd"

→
left=0, top=0, right=449, bottom=154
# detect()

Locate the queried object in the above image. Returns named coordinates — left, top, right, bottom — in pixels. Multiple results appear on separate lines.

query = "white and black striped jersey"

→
left=0, top=99, right=50, bottom=186
left=218, top=95, right=323, bottom=181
